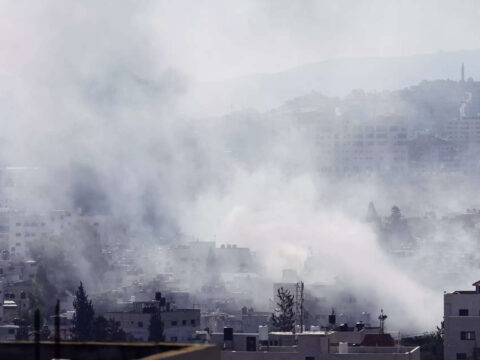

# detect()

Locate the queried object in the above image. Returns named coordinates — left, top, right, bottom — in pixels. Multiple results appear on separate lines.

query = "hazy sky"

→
left=2, top=0, right=479, bottom=83
left=150, top=0, right=480, bottom=81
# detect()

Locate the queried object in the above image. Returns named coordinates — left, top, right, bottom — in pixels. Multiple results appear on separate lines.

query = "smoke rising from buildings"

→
left=2, top=0, right=480, bottom=334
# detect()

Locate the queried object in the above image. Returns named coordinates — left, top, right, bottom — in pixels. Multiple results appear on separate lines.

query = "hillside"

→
left=186, top=49, right=480, bottom=116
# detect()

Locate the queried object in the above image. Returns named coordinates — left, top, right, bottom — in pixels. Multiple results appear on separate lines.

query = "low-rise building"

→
left=444, top=281, right=480, bottom=360
left=210, top=327, right=419, bottom=360
left=105, top=292, right=200, bottom=343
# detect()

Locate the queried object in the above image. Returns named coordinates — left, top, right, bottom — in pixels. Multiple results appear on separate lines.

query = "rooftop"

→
left=0, top=341, right=219, bottom=360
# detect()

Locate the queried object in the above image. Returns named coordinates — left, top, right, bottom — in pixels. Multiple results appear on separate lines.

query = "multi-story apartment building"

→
left=296, top=112, right=409, bottom=173
left=444, top=281, right=480, bottom=360
left=440, top=115, right=480, bottom=171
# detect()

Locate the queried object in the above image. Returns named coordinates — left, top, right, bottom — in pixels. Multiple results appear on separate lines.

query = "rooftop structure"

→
left=210, top=327, right=419, bottom=360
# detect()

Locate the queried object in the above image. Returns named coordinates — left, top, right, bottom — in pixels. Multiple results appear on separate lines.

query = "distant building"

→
left=408, top=134, right=458, bottom=172
left=296, top=112, right=409, bottom=174
left=440, top=117, right=480, bottom=171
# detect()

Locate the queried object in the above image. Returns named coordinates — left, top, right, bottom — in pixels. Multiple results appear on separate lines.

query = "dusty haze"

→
left=0, top=1, right=478, bottom=333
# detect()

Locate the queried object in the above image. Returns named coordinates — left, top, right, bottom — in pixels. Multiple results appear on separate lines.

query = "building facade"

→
left=444, top=281, right=480, bottom=360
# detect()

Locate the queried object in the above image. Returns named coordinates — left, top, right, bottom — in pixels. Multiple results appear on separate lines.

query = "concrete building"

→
left=296, top=112, right=409, bottom=174
left=440, top=115, right=480, bottom=172
left=408, top=134, right=458, bottom=172
left=0, top=324, right=19, bottom=340
left=444, top=281, right=480, bottom=360
left=210, top=327, right=419, bottom=360
left=105, top=293, right=200, bottom=343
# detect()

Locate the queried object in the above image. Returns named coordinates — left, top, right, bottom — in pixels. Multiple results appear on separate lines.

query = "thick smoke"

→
left=1, top=1, right=477, bottom=334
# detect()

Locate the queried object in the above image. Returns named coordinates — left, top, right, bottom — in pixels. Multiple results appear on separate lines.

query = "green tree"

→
left=92, top=316, right=127, bottom=342
left=107, top=319, right=127, bottom=342
left=92, top=316, right=108, bottom=341
left=271, top=287, right=295, bottom=332
left=71, top=282, right=95, bottom=341
left=148, top=312, right=164, bottom=342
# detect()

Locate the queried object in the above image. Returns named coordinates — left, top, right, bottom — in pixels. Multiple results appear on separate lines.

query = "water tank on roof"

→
left=339, top=342, right=349, bottom=354
left=259, top=325, right=268, bottom=341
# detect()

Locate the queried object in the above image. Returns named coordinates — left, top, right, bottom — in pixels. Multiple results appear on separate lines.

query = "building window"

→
left=305, top=357, right=315, bottom=360
left=171, top=321, right=177, bottom=326
left=459, top=309, right=469, bottom=316
left=182, top=320, right=186, bottom=326
left=460, top=331, right=475, bottom=340
left=457, top=353, right=467, bottom=360
left=191, top=319, right=196, bottom=326
left=170, top=336, right=178, bottom=342
left=138, top=321, right=143, bottom=328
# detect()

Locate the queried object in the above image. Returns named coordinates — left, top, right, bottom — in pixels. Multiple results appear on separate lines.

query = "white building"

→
left=444, top=281, right=480, bottom=360
left=210, top=327, right=420, bottom=360
left=105, top=293, right=200, bottom=342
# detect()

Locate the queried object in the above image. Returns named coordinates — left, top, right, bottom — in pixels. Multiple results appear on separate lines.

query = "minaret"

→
left=461, top=63, right=465, bottom=82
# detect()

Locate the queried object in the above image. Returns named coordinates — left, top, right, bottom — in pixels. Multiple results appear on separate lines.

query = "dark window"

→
left=171, top=321, right=177, bottom=326
left=246, top=336, right=256, bottom=351
left=191, top=319, right=196, bottom=326
left=461, top=331, right=475, bottom=340
left=8, top=329, right=14, bottom=334
left=306, top=357, right=315, bottom=360
left=459, top=309, right=469, bottom=316
left=182, top=320, right=186, bottom=326
left=138, top=321, right=143, bottom=328
left=457, top=353, right=467, bottom=360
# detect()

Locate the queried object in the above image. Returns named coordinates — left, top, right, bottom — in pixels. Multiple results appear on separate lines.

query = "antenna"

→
left=378, top=309, right=388, bottom=334
left=295, top=281, right=304, bottom=333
